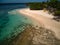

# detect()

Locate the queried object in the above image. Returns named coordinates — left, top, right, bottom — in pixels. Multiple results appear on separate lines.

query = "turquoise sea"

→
left=0, top=4, right=60, bottom=45
left=0, top=4, right=36, bottom=44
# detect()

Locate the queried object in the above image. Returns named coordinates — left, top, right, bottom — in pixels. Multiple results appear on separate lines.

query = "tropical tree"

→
left=48, top=0, right=58, bottom=8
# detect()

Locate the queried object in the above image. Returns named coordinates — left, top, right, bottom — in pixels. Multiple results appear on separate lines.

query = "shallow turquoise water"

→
left=0, top=9, right=33, bottom=41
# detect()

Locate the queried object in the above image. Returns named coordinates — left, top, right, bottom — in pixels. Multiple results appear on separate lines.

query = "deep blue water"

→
left=0, top=4, right=34, bottom=43
left=0, top=0, right=47, bottom=3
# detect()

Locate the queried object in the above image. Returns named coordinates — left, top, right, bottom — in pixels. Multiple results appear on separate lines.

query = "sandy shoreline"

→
left=17, top=8, right=60, bottom=39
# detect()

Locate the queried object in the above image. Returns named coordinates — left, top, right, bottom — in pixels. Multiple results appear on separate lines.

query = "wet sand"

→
left=4, top=24, right=60, bottom=45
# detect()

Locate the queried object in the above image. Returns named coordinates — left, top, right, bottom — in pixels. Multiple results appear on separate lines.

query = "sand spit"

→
left=18, top=8, right=60, bottom=39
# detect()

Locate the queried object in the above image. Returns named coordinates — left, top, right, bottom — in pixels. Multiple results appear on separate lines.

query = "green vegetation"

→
left=28, top=0, right=60, bottom=17
left=54, top=11, right=60, bottom=16
left=48, top=0, right=58, bottom=8
left=47, top=0, right=60, bottom=15
left=28, top=2, right=44, bottom=10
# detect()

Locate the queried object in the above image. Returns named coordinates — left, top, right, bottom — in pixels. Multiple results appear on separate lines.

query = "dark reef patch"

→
left=0, top=24, right=60, bottom=45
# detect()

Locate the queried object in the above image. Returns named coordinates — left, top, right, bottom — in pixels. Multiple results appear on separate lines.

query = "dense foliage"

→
left=49, top=0, right=60, bottom=16
left=28, top=2, right=44, bottom=10
left=28, top=0, right=60, bottom=16
left=54, top=10, right=60, bottom=16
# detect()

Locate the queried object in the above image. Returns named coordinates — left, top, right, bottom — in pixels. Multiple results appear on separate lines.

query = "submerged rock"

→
left=4, top=24, right=60, bottom=45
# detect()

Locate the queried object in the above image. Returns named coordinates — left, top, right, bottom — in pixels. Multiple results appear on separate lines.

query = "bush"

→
left=54, top=10, right=60, bottom=16
left=28, top=2, right=43, bottom=10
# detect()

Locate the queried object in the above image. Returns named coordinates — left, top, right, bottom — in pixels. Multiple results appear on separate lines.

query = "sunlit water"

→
left=0, top=4, right=36, bottom=42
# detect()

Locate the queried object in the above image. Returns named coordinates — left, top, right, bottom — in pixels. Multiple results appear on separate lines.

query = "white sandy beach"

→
left=17, top=8, right=60, bottom=39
